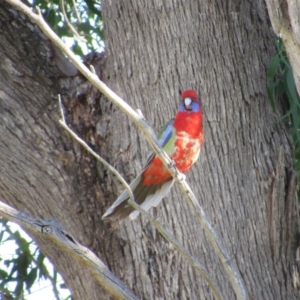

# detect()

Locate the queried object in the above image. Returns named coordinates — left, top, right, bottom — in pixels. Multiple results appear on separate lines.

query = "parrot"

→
left=102, top=89, right=203, bottom=220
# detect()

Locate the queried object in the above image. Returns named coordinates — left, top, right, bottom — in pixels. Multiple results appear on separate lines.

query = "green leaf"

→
left=14, top=279, right=24, bottom=297
left=267, top=81, right=280, bottom=109
left=277, top=81, right=287, bottom=97
left=267, top=54, right=280, bottom=80
left=26, top=267, right=38, bottom=291
left=279, top=103, right=296, bottom=122
left=286, top=68, right=300, bottom=108
left=0, top=269, right=8, bottom=279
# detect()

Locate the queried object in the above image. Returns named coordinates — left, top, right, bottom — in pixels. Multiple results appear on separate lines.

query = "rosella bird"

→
left=102, top=90, right=203, bottom=220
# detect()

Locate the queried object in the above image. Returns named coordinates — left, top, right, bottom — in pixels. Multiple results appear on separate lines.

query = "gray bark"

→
left=0, top=1, right=299, bottom=299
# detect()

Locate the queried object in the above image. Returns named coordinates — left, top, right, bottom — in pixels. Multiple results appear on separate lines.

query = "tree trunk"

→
left=0, top=1, right=299, bottom=299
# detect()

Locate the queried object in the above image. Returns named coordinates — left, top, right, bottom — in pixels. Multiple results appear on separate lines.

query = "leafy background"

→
left=267, top=37, right=300, bottom=198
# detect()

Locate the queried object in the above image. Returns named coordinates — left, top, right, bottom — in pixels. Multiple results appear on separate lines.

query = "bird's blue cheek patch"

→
left=179, top=102, right=200, bottom=112
left=191, top=103, right=200, bottom=112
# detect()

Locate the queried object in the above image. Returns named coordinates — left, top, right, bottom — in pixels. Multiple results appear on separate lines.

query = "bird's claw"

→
left=168, top=160, right=176, bottom=169
left=167, top=160, right=185, bottom=181
left=177, top=173, right=186, bottom=182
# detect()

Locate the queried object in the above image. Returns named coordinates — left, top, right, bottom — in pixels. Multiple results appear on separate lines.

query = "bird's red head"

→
left=181, top=90, right=199, bottom=101
left=179, top=89, right=201, bottom=112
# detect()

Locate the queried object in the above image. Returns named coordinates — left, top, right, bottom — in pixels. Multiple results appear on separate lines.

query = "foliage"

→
left=267, top=37, right=300, bottom=198
left=0, top=219, right=71, bottom=300
left=31, top=0, right=104, bottom=56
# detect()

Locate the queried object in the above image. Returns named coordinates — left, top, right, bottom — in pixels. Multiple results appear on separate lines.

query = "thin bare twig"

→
left=5, top=1, right=248, bottom=299
left=59, top=0, right=86, bottom=42
left=127, top=200, right=222, bottom=300
left=58, top=95, right=135, bottom=204
left=89, top=65, right=96, bottom=74
left=58, top=95, right=65, bottom=123
left=71, top=0, right=81, bottom=23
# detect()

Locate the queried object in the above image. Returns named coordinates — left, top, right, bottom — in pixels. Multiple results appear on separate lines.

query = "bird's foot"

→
left=177, top=172, right=186, bottom=182
left=167, top=159, right=176, bottom=169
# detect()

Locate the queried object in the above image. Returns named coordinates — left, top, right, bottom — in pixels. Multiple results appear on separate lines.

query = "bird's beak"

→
left=184, top=98, right=192, bottom=110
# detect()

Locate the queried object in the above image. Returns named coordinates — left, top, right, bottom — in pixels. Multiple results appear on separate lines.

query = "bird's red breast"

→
left=171, top=110, right=203, bottom=173
left=142, top=101, right=203, bottom=185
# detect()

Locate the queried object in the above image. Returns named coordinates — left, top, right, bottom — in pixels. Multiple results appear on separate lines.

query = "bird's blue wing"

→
left=157, top=118, right=174, bottom=148
left=144, top=119, right=175, bottom=166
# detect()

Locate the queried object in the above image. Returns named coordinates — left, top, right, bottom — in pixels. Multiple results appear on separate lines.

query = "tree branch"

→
left=0, top=200, right=139, bottom=300
left=4, top=1, right=248, bottom=299
left=127, top=200, right=222, bottom=300
left=59, top=0, right=86, bottom=42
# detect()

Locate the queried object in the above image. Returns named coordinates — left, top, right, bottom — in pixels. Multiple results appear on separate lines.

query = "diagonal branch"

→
left=5, top=1, right=248, bottom=299
left=0, top=200, right=139, bottom=300
left=127, top=200, right=222, bottom=300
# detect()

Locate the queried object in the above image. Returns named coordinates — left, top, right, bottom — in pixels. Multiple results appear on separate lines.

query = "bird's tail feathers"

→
left=102, top=173, right=143, bottom=220
left=129, top=179, right=174, bottom=220
left=102, top=172, right=174, bottom=220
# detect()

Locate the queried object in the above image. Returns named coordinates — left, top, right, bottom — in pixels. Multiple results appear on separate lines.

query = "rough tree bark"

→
left=0, top=1, right=299, bottom=299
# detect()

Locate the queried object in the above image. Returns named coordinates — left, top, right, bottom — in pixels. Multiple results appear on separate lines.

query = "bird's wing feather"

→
left=151, top=179, right=174, bottom=207
left=101, top=173, right=143, bottom=219
left=102, top=119, right=176, bottom=220
left=158, top=118, right=174, bottom=147
left=129, top=178, right=174, bottom=220
left=144, top=118, right=175, bottom=165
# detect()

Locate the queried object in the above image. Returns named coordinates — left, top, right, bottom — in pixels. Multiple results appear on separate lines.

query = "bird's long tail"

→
left=102, top=174, right=174, bottom=220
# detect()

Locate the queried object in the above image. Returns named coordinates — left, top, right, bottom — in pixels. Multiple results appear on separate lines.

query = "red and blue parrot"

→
left=102, top=90, right=203, bottom=220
